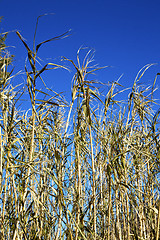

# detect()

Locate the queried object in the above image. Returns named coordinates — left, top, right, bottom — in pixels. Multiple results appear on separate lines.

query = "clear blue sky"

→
left=1, top=0, right=160, bottom=105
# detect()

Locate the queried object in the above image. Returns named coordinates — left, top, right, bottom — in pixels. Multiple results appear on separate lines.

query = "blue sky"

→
left=1, top=0, right=160, bottom=105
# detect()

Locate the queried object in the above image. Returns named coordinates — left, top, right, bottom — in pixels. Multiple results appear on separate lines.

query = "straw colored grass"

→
left=0, top=21, right=159, bottom=240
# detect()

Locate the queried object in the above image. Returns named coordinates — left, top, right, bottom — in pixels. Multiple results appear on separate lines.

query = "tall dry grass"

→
left=0, top=24, right=159, bottom=240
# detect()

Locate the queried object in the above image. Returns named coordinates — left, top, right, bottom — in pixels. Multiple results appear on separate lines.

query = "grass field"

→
left=0, top=24, right=160, bottom=240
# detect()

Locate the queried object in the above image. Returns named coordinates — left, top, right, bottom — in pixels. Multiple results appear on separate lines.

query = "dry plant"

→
left=0, top=19, right=159, bottom=240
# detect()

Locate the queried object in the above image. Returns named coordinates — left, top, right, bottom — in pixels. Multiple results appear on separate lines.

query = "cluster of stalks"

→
left=0, top=23, right=160, bottom=240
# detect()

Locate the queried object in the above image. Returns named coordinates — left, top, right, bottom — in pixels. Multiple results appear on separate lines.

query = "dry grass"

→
left=0, top=24, right=159, bottom=240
